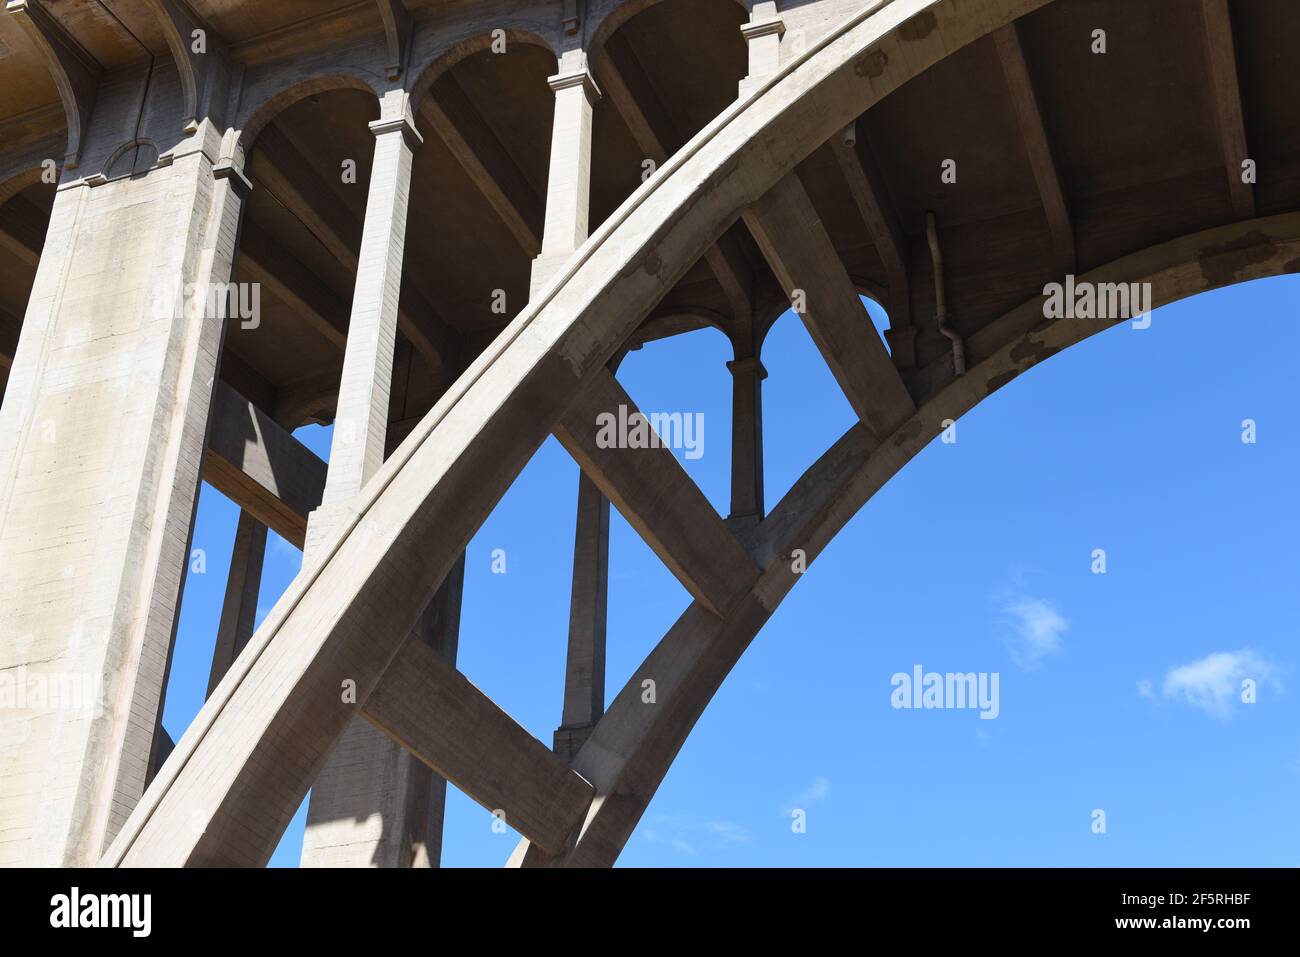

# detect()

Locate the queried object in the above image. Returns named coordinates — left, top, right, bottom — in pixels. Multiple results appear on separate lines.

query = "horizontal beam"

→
left=203, top=382, right=327, bottom=547
left=553, top=370, right=759, bottom=617
left=744, top=172, right=915, bottom=438
left=1201, top=0, right=1255, bottom=220
left=596, top=33, right=753, bottom=321
left=832, top=132, right=910, bottom=326
left=238, top=223, right=348, bottom=350
left=251, top=125, right=450, bottom=366
left=362, top=638, right=594, bottom=855
left=992, top=22, right=1075, bottom=276
left=420, top=76, right=544, bottom=257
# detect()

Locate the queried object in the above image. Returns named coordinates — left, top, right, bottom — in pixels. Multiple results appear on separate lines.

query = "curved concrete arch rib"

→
left=511, top=209, right=1300, bottom=867
left=102, top=0, right=1050, bottom=867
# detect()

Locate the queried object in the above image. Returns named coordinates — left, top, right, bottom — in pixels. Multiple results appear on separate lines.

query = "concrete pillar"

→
left=554, top=471, right=610, bottom=763
left=206, top=509, right=267, bottom=697
left=739, top=2, right=786, bottom=97
left=727, top=355, right=767, bottom=529
left=0, top=121, right=249, bottom=866
left=411, top=553, right=465, bottom=867
left=301, top=88, right=421, bottom=561
left=299, top=89, right=440, bottom=867
left=530, top=52, right=601, bottom=296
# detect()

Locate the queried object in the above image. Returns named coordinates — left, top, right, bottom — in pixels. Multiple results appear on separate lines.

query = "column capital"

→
left=548, top=68, right=602, bottom=103
left=212, top=161, right=253, bottom=199
left=740, top=17, right=786, bottom=42
left=368, top=113, right=423, bottom=150
left=727, top=355, right=768, bottom=380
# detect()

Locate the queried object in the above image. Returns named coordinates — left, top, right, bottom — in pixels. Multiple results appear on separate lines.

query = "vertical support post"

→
left=301, top=89, right=421, bottom=561
left=739, top=1, right=785, bottom=97
left=0, top=121, right=249, bottom=866
left=530, top=51, right=601, bottom=296
left=299, top=89, right=439, bottom=867
left=411, top=553, right=465, bottom=867
left=206, top=509, right=267, bottom=697
left=554, top=472, right=610, bottom=763
left=726, top=354, right=766, bottom=529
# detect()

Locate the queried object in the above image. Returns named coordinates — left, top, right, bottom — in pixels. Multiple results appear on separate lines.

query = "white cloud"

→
left=641, top=814, right=749, bottom=855
left=1137, top=678, right=1155, bottom=700
left=1157, top=649, right=1280, bottom=719
left=1000, top=596, right=1068, bottom=669
left=782, top=776, right=831, bottom=814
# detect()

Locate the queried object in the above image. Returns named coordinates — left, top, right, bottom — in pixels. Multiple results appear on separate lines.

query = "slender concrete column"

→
left=299, top=90, right=445, bottom=867
left=739, top=2, right=785, bottom=97
left=0, top=121, right=249, bottom=866
left=727, top=355, right=767, bottom=529
left=530, top=52, right=601, bottom=296
left=301, top=89, right=422, bottom=561
left=554, top=471, right=610, bottom=763
left=205, top=509, right=267, bottom=697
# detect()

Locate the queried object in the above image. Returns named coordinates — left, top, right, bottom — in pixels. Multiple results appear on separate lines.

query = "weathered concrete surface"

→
left=101, top=0, right=1052, bottom=868
left=0, top=120, right=245, bottom=866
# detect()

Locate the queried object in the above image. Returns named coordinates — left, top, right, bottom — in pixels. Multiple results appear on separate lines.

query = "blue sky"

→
left=166, top=274, right=1300, bottom=867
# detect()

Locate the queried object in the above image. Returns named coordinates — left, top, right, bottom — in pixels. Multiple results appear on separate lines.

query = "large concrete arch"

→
left=237, top=74, right=385, bottom=153
left=0, top=0, right=1295, bottom=869
left=406, top=28, right=559, bottom=113
left=99, top=0, right=1054, bottom=868
left=508, top=208, right=1300, bottom=866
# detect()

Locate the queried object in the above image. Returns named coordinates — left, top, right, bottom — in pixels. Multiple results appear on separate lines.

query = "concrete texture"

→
left=0, top=0, right=1296, bottom=868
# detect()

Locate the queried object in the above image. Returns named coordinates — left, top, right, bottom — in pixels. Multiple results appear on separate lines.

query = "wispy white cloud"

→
left=782, top=776, right=831, bottom=815
left=1000, top=596, right=1068, bottom=669
left=641, top=814, right=750, bottom=855
left=1152, top=649, right=1280, bottom=719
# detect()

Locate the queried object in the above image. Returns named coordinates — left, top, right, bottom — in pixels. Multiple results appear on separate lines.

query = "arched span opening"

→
left=617, top=271, right=1300, bottom=865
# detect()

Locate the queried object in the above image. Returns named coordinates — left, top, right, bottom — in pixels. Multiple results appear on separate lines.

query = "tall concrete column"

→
left=301, top=89, right=421, bottom=561
left=554, top=471, right=610, bottom=763
left=0, top=121, right=249, bottom=866
left=727, top=355, right=767, bottom=529
left=300, top=89, right=438, bottom=867
left=205, top=509, right=267, bottom=697
left=530, top=52, right=601, bottom=296
left=739, top=2, right=785, bottom=97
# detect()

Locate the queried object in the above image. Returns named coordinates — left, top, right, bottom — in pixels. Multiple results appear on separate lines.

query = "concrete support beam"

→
left=421, top=76, right=544, bottom=257
left=554, top=472, right=609, bottom=763
left=1200, top=0, right=1255, bottom=220
left=0, top=124, right=248, bottom=865
left=595, top=34, right=754, bottom=321
left=726, top=355, right=766, bottom=527
left=744, top=172, right=915, bottom=439
left=303, top=91, right=420, bottom=557
left=553, top=369, right=760, bottom=617
left=300, top=91, right=430, bottom=868
left=992, top=22, right=1075, bottom=277
left=362, top=637, right=595, bottom=855
left=4, top=0, right=100, bottom=168
left=206, top=510, right=267, bottom=697
left=237, top=226, right=348, bottom=350
left=831, top=128, right=913, bottom=358
left=0, top=194, right=45, bottom=267
left=531, top=55, right=600, bottom=295
left=251, top=124, right=448, bottom=368
left=202, top=381, right=326, bottom=549
left=300, top=548, right=465, bottom=868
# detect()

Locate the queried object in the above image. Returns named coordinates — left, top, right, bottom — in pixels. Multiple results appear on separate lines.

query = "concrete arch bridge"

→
left=0, top=0, right=1295, bottom=866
